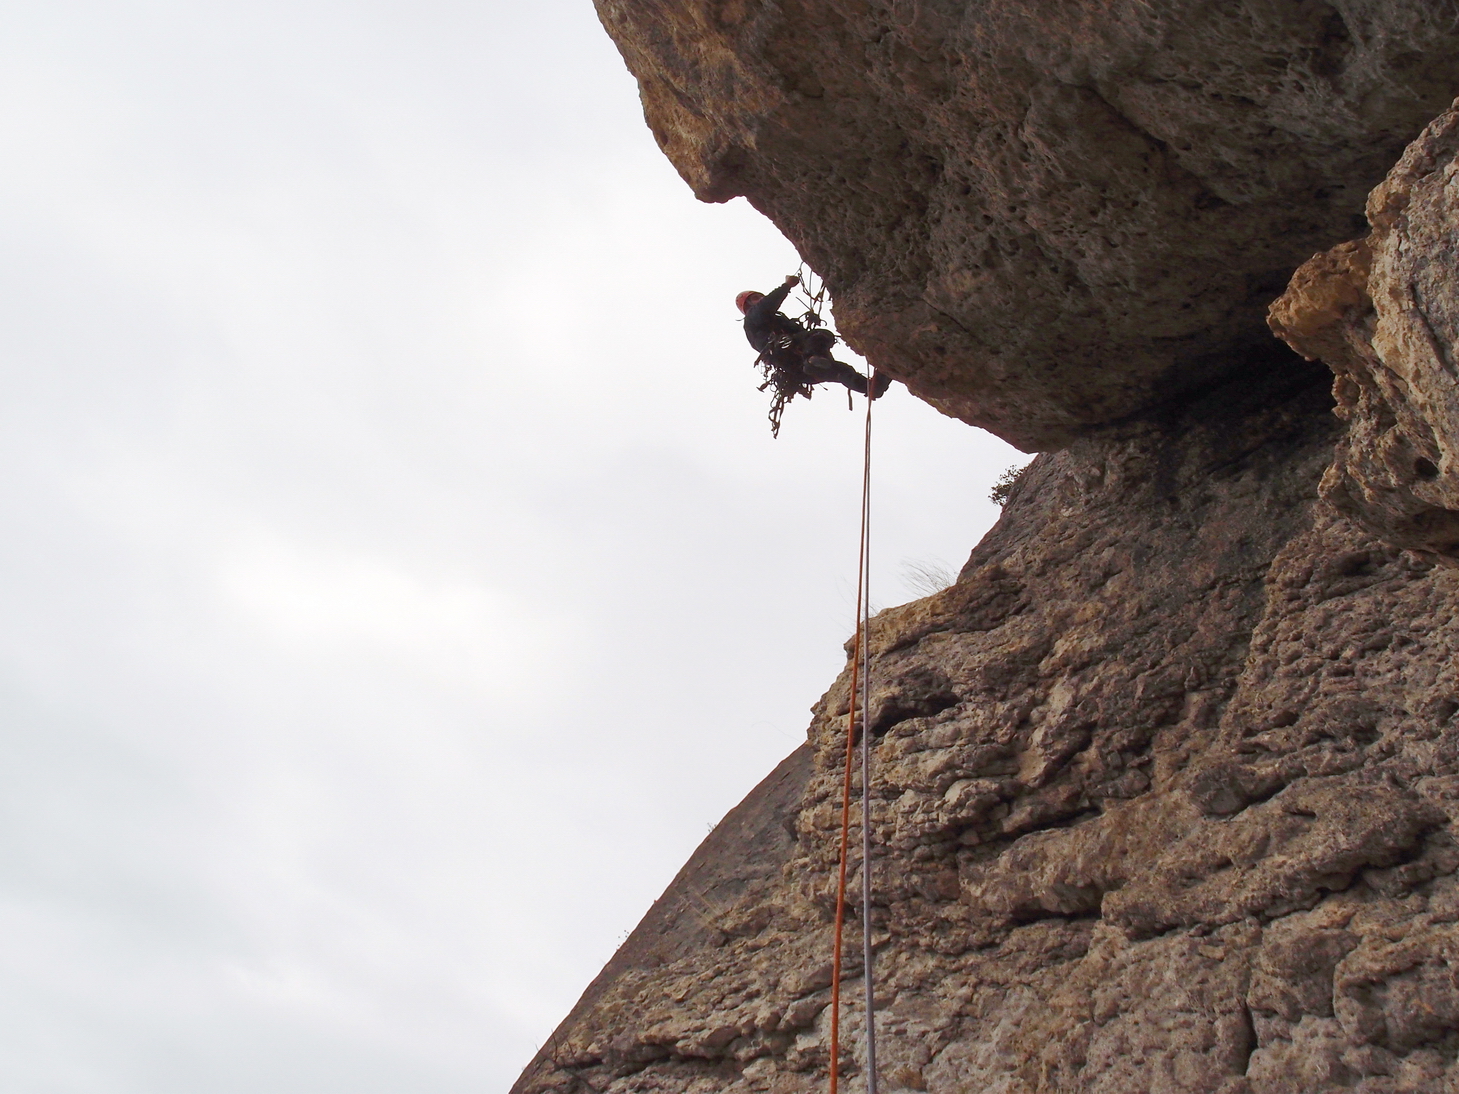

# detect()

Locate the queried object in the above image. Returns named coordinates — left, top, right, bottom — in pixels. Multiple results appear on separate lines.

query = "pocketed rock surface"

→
left=513, top=354, right=1459, bottom=1094
left=1271, top=98, right=1459, bottom=566
left=594, top=0, right=1459, bottom=449
left=515, top=9, right=1459, bottom=1092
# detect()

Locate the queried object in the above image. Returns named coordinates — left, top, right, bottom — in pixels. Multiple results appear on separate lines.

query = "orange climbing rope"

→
left=829, top=372, right=878, bottom=1094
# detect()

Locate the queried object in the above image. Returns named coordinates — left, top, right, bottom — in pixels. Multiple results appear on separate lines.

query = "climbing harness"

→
left=829, top=374, right=879, bottom=1094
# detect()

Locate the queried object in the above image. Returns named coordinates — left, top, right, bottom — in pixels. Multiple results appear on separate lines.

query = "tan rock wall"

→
left=514, top=358, right=1459, bottom=1094
left=1271, top=99, right=1459, bottom=565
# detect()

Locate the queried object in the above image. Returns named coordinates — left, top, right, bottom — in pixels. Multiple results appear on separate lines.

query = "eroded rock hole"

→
left=871, top=691, right=959, bottom=737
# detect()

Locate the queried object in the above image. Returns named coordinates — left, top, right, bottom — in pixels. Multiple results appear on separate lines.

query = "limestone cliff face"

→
left=1271, top=100, right=1459, bottom=565
left=514, top=9, right=1459, bottom=1094
left=516, top=356, right=1459, bottom=1094
left=595, top=0, right=1459, bottom=449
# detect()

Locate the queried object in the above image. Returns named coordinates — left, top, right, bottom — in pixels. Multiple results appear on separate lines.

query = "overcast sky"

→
left=0, top=2, right=1021, bottom=1090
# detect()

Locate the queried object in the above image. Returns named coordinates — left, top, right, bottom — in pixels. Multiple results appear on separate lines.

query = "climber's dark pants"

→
left=763, top=324, right=891, bottom=399
left=804, top=355, right=871, bottom=394
left=764, top=346, right=889, bottom=399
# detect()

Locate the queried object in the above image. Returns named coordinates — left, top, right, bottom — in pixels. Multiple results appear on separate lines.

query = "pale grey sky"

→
left=0, top=2, right=1020, bottom=1089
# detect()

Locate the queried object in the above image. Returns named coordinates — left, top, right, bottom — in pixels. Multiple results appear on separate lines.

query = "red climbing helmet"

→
left=735, top=290, right=763, bottom=314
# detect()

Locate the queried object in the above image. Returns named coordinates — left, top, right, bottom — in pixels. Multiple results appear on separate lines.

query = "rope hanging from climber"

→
left=733, top=264, right=883, bottom=1090
left=735, top=270, right=891, bottom=437
left=829, top=377, right=880, bottom=1094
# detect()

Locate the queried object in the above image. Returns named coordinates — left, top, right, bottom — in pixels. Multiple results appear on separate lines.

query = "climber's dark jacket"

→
left=742, top=283, right=806, bottom=354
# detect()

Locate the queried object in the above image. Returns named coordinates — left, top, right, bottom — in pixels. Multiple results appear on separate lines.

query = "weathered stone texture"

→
left=595, top=0, right=1459, bottom=449
left=1271, top=99, right=1459, bottom=565
left=517, top=11, right=1459, bottom=1094
left=513, top=356, right=1459, bottom=1094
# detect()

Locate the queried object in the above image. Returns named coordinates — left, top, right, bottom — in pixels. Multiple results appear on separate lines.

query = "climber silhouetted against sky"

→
left=737, top=274, right=890, bottom=436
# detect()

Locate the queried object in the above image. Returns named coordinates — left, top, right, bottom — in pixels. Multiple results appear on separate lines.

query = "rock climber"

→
left=736, top=275, right=891, bottom=402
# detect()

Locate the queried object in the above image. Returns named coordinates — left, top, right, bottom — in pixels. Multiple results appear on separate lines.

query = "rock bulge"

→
left=1272, top=100, right=1459, bottom=566
left=597, top=0, right=1459, bottom=449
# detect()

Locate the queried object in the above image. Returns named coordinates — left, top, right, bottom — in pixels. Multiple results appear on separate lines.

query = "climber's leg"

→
left=805, top=355, right=872, bottom=396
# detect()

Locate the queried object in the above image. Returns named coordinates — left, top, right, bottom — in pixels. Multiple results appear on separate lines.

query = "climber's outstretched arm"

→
left=750, top=278, right=797, bottom=319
